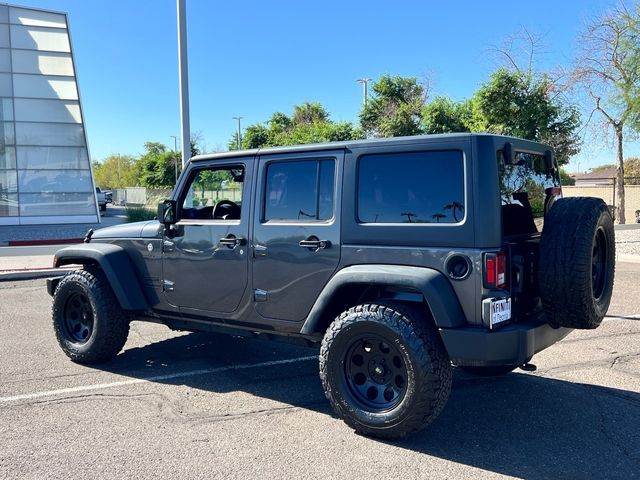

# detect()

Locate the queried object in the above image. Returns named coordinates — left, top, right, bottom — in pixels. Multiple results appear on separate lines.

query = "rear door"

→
left=251, top=150, right=343, bottom=322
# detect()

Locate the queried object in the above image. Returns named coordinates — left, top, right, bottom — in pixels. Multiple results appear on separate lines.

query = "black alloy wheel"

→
left=344, top=334, right=407, bottom=412
left=63, top=291, right=94, bottom=343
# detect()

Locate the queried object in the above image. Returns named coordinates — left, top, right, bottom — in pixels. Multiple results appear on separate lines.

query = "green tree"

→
left=420, top=69, right=581, bottom=166
left=228, top=103, right=362, bottom=150
left=625, top=157, right=640, bottom=181
left=139, top=142, right=182, bottom=188
left=92, top=154, right=140, bottom=189
left=292, top=102, right=329, bottom=125
left=559, top=167, right=576, bottom=186
left=572, top=2, right=640, bottom=223
left=422, top=96, right=472, bottom=134
left=359, top=75, right=426, bottom=137
left=470, top=69, right=581, bottom=165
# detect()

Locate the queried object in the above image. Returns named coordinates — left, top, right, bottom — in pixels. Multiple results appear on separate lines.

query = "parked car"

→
left=48, top=134, right=615, bottom=439
left=95, top=187, right=106, bottom=212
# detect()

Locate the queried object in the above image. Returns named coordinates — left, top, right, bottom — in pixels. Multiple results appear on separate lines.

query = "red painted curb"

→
left=7, top=238, right=84, bottom=247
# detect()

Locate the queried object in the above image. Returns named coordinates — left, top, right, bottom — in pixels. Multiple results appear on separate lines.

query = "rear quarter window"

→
left=357, top=151, right=465, bottom=224
left=498, top=151, right=560, bottom=236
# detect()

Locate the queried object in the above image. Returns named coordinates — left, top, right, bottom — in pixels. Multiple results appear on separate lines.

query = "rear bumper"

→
left=440, top=318, right=572, bottom=367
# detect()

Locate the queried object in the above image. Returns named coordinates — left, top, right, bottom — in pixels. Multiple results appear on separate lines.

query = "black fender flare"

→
left=52, top=243, right=149, bottom=311
left=301, top=264, right=467, bottom=335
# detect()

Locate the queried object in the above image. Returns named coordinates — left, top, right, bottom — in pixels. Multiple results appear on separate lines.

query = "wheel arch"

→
left=52, top=243, right=149, bottom=311
left=301, top=265, right=467, bottom=336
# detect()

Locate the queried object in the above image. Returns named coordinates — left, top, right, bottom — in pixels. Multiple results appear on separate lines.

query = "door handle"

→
left=219, top=234, right=246, bottom=248
left=299, top=236, right=331, bottom=251
left=162, top=240, right=175, bottom=252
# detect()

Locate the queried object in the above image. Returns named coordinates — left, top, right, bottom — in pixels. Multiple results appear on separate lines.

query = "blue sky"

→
left=21, top=0, right=640, bottom=170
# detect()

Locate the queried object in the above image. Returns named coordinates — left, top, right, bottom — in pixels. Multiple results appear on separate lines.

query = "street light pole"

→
left=356, top=78, right=372, bottom=106
left=232, top=116, right=243, bottom=150
left=170, top=135, right=178, bottom=183
left=177, top=0, right=190, bottom=168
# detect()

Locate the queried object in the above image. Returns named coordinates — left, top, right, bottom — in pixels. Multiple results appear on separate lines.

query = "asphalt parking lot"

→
left=1, top=263, right=639, bottom=480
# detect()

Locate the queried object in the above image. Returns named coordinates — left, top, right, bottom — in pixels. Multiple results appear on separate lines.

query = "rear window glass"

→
left=498, top=151, right=560, bottom=236
left=264, top=159, right=335, bottom=221
left=358, top=151, right=465, bottom=224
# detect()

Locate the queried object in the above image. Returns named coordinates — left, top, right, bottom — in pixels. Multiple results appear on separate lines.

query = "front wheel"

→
left=319, top=302, right=452, bottom=439
left=52, top=268, right=130, bottom=363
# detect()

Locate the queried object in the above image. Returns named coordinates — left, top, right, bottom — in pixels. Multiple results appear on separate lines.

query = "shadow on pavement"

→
left=98, top=330, right=640, bottom=480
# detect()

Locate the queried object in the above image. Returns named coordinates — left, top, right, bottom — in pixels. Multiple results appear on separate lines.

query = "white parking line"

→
left=0, top=355, right=318, bottom=403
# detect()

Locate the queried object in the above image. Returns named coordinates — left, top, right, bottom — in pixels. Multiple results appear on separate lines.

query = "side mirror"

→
left=158, top=199, right=177, bottom=225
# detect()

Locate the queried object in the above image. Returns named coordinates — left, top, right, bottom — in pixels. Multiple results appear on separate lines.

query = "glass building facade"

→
left=0, top=3, right=98, bottom=225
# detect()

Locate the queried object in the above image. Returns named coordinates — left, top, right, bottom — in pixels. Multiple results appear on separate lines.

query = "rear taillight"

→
left=484, top=252, right=506, bottom=289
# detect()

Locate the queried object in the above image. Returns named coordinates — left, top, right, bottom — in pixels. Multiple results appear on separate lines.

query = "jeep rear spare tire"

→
left=319, top=302, right=452, bottom=439
left=539, top=197, right=615, bottom=329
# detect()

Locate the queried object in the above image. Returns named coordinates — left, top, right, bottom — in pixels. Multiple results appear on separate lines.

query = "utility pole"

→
left=177, top=0, right=190, bottom=168
left=232, top=116, right=243, bottom=150
left=170, top=135, right=178, bottom=183
left=356, top=78, right=372, bottom=106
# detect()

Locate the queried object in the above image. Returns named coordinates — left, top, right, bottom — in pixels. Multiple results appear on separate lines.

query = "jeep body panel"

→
left=301, top=264, right=467, bottom=335
left=53, top=243, right=149, bottom=310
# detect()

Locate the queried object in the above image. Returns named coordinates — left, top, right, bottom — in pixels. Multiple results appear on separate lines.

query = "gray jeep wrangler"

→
left=47, top=134, right=615, bottom=439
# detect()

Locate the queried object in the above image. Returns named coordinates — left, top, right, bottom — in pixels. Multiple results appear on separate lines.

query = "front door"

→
left=162, top=161, right=250, bottom=314
left=252, top=150, right=343, bottom=322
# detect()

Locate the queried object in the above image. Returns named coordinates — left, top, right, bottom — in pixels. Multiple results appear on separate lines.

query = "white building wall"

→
left=0, top=3, right=98, bottom=225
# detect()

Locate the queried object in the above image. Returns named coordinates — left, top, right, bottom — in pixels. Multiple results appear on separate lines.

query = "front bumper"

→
left=440, top=317, right=572, bottom=367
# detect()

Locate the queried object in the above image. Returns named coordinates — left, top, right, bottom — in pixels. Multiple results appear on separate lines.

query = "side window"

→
left=180, top=165, right=244, bottom=220
left=358, top=151, right=465, bottom=224
left=498, top=151, right=560, bottom=236
left=263, top=159, right=335, bottom=221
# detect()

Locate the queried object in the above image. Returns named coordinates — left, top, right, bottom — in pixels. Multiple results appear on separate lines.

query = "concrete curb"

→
left=618, top=254, right=640, bottom=264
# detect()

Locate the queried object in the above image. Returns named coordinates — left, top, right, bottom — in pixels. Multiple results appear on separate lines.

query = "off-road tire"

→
left=52, top=267, right=130, bottom=363
left=319, top=301, right=452, bottom=439
left=459, top=365, right=517, bottom=376
left=539, top=197, right=615, bottom=329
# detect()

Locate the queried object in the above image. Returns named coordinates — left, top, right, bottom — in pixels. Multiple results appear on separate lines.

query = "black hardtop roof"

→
left=189, top=133, right=547, bottom=163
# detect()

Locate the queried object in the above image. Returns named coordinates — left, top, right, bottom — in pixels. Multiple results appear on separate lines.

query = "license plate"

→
left=483, top=297, right=512, bottom=329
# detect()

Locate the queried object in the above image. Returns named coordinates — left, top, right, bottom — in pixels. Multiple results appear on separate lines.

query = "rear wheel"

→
left=320, top=301, right=452, bottom=439
left=52, top=267, right=130, bottom=363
